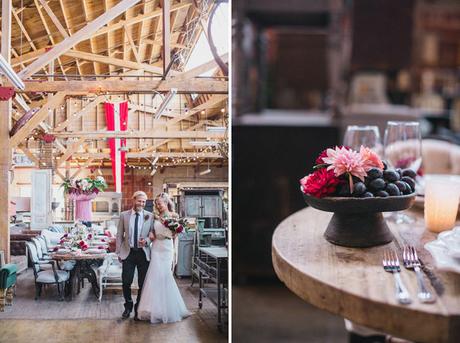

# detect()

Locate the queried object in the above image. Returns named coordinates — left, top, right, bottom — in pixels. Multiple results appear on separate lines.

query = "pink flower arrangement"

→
left=300, top=145, right=385, bottom=198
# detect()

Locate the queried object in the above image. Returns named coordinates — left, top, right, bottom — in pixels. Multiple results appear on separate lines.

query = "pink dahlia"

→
left=299, top=168, right=340, bottom=198
left=360, top=146, right=384, bottom=171
left=315, top=146, right=350, bottom=165
left=322, top=146, right=367, bottom=181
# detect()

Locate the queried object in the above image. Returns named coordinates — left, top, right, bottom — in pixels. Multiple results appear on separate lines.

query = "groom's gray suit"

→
left=116, top=209, right=154, bottom=316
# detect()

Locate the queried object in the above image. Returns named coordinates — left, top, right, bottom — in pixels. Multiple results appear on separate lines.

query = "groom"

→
left=116, top=191, right=153, bottom=320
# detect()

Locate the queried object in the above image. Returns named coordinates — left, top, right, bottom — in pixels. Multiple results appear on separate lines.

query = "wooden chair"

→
left=25, top=241, right=69, bottom=301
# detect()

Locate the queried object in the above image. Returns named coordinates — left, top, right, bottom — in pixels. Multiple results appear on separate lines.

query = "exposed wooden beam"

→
left=81, top=0, right=101, bottom=76
left=73, top=151, right=222, bottom=159
left=55, top=95, right=105, bottom=132
left=94, top=2, right=192, bottom=38
left=124, top=24, right=141, bottom=64
left=0, top=0, right=12, bottom=263
left=37, top=0, right=69, bottom=39
left=20, top=79, right=228, bottom=93
left=56, top=137, right=87, bottom=168
left=58, top=0, right=84, bottom=79
left=10, top=92, right=67, bottom=148
left=174, top=53, right=229, bottom=81
left=33, top=0, right=68, bottom=80
left=71, top=158, right=94, bottom=179
left=162, top=0, right=171, bottom=76
left=163, top=95, right=226, bottom=129
left=18, top=0, right=142, bottom=79
left=54, top=168, right=66, bottom=182
left=17, top=144, right=39, bottom=166
left=51, top=130, right=224, bottom=139
left=63, top=50, right=167, bottom=75
left=11, top=47, right=50, bottom=67
left=13, top=94, right=67, bottom=153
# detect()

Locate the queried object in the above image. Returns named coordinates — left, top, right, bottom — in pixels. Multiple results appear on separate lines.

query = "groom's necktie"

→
left=134, top=212, right=139, bottom=248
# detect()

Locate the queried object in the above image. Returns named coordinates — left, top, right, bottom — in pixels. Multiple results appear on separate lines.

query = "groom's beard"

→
left=134, top=205, right=144, bottom=212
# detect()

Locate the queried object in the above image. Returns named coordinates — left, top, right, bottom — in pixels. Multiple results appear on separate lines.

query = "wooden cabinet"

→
left=183, top=193, right=223, bottom=220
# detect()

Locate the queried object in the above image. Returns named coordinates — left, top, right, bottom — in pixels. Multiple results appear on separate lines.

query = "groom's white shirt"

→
left=116, top=209, right=153, bottom=261
left=128, top=209, right=145, bottom=248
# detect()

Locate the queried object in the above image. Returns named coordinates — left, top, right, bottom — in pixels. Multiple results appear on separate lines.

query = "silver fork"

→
left=403, top=245, right=435, bottom=303
left=382, top=250, right=411, bottom=304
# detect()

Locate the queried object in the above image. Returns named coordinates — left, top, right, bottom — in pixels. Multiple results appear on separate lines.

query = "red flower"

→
left=87, top=234, right=93, bottom=240
left=315, top=149, right=329, bottom=164
left=79, top=240, right=85, bottom=247
left=144, top=214, right=150, bottom=220
left=53, top=247, right=58, bottom=252
left=300, top=168, right=340, bottom=198
left=176, top=225, right=183, bottom=234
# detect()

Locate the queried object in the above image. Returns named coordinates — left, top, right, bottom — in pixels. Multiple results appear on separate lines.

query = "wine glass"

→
left=343, top=125, right=382, bottom=156
left=384, top=121, right=422, bottom=223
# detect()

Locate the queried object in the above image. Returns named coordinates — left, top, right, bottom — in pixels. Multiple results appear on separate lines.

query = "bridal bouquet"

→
left=61, top=176, right=107, bottom=195
left=300, top=146, right=416, bottom=198
left=161, top=218, right=189, bottom=235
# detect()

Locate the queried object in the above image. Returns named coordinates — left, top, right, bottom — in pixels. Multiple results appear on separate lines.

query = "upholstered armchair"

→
left=0, top=263, right=16, bottom=311
left=25, top=241, right=69, bottom=301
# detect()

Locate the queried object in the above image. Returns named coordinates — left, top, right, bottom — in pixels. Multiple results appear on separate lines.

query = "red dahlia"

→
left=300, top=168, right=340, bottom=198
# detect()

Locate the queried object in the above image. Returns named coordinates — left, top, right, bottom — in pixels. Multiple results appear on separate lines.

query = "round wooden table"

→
left=272, top=207, right=460, bottom=343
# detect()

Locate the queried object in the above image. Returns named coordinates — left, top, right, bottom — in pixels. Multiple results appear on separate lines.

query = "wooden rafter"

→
left=18, top=0, right=142, bottom=79
left=50, top=130, right=225, bottom=139
left=162, top=0, right=171, bottom=76
left=10, top=92, right=68, bottom=148
left=63, top=50, right=168, bottom=75
left=55, top=95, right=105, bottom=132
left=81, top=0, right=100, bottom=76
left=56, top=137, right=87, bottom=168
left=32, top=0, right=68, bottom=80
left=72, top=151, right=222, bottom=159
left=71, top=158, right=94, bottom=179
left=19, top=79, right=228, bottom=93
left=17, top=144, right=39, bottom=166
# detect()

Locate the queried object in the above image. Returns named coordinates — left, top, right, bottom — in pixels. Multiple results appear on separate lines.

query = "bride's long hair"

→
left=155, top=192, right=175, bottom=213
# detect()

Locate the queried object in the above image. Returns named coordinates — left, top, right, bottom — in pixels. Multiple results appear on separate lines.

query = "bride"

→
left=137, top=193, right=191, bottom=323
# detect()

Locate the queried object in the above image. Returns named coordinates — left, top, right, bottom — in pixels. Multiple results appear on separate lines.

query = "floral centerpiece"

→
left=61, top=176, right=108, bottom=195
left=299, top=145, right=418, bottom=248
left=54, top=224, right=107, bottom=252
left=300, top=146, right=416, bottom=199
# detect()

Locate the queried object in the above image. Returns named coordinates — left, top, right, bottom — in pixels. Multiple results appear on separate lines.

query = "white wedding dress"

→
left=137, top=220, right=191, bottom=323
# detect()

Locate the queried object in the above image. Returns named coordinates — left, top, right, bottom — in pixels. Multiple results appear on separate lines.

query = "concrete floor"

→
left=233, top=283, right=348, bottom=343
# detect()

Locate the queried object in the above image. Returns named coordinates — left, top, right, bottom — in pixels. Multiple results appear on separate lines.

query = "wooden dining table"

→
left=52, top=252, right=107, bottom=300
left=272, top=207, right=460, bottom=343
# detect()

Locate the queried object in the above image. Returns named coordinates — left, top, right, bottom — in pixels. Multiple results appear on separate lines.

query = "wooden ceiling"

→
left=4, top=0, right=228, bottom=174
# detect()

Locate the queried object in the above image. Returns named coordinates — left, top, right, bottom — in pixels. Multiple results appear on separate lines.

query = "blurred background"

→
left=232, top=0, right=460, bottom=341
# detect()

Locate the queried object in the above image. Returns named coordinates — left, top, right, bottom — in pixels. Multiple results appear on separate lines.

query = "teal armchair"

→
left=0, top=263, right=17, bottom=311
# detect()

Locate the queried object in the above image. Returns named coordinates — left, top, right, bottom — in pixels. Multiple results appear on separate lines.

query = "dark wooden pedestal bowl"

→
left=303, top=193, right=416, bottom=248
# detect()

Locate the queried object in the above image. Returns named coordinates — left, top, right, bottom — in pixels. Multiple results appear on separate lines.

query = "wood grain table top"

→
left=272, top=207, right=460, bottom=343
